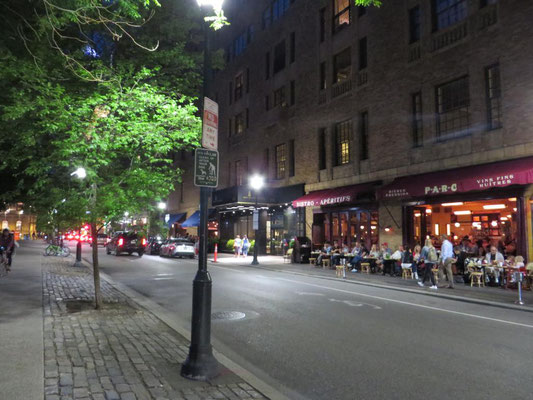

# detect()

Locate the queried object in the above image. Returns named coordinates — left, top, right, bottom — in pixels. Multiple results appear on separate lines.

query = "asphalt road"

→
left=78, top=244, right=533, bottom=400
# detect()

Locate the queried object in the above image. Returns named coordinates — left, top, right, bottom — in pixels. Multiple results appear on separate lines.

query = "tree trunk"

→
left=91, top=222, right=102, bottom=310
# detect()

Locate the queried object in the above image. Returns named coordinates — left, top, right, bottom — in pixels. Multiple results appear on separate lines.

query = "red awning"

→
left=377, top=156, right=533, bottom=200
left=292, top=183, right=376, bottom=208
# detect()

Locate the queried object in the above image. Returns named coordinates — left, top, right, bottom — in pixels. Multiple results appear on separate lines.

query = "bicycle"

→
left=0, top=247, right=8, bottom=277
left=44, top=243, right=71, bottom=257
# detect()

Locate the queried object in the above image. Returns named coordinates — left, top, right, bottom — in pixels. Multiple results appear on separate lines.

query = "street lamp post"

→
left=72, top=167, right=87, bottom=267
left=249, top=175, right=264, bottom=266
left=181, top=0, right=222, bottom=381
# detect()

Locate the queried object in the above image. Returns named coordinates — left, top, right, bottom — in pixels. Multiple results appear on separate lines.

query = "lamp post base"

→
left=181, top=346, right=219, bottom=381
left=251, top=259, right=259, bottom=265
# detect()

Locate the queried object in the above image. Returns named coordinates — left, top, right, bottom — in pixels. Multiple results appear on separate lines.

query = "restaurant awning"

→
left=377, top=156, right=533, bottom=200
left=292, top=183, right=377, bottom=208
left=181, top=209, right=216, bottom=227
left=166, top=213, right=186, bottom=227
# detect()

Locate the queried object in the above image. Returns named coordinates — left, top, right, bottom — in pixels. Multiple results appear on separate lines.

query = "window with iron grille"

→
left=333, top=0, right=351, bottom=33
left=275, top=143, right=287, bottom=179
left=485, top=64, right=502, bottom=130
left=359, top=112, right=368, bottom=160
left=435, top=76, right=470, bottom=139
left=333, top=47, right=351, bottom=83
left=235, top=112, right=245, bottom=134
left=412, top=92, right=423, bottom=147
left=273, top=0, right=290, bottom=22
left=234, top=73, right=244, bottom=101
left=433, top=0, right=467, bottom=31
left=409, top=6, right=421, bottom=43
left=289, top=140, right=295, bottom=177
left=235, top=160, right=243, bottom=186
left=273, top=86, right=286, bottom=107
left=320, top=62, right=327, bottom=90
left=334, top=120, right=352, bottom=166
left=262, top=7, right=272, bottom=29
left=274, top=40, right=286, bottom=74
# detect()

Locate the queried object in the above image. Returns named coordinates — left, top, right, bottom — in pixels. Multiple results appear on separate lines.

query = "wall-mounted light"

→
left=454, top=210, right=471, bottom=215
left=491, top=220, right=498, bottom=227
left=384, top=226, right=391, bottom=232
left=483, top=204, right=506, bottom=210
left=425, top=209, right=432, bottom=214
left=454, top=222, right=460, bottom=228
left=442, top=202, right=464, bottom=207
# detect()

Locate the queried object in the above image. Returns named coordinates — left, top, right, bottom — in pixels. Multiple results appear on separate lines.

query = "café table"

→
left=382, top=259, right=397, bottom=277
left=362, top=257, right=377, bottom=273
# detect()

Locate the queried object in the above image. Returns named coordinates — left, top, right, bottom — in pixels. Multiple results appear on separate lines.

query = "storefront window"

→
left=340, top=213, right=349, bottom=245
left=370, top=211, right=379, bottom=246
left=332, top=213, right=340, bottom=243
left=359, top=212, right=369, bottom=246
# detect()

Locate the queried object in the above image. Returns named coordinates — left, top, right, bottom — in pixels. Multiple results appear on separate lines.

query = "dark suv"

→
left=106, top=232, right=146, bottom=257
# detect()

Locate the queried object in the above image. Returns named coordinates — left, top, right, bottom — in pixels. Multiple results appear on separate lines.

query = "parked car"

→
left=159, top=238, right=195, bottom=259
left=106, top=232, right=146, bottom=257
left=90, top=233, right=109, bottom=247
left=146, top=238, right=165, bottom=255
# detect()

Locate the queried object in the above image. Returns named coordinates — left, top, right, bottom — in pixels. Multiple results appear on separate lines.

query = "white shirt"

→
left=441, top=240, right=454, bottom=260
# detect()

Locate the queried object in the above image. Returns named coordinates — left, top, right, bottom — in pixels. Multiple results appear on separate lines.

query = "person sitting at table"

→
left=484, top=245, right=504, bottom=283
left=390, top=245, right=403, bottom=275
left=367, top=244, right=381, bottom=272
left=401, top=245, right=417, bottom=278
left=376, top=243, right=391, bottom=273
left=316, top=242, right=332, bottom=266
left=348, top=241, right=367, bottom=272
left=330, top=240, right=343, bottom=266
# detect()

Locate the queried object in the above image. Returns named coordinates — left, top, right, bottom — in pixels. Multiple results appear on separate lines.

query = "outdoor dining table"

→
left=382, top=259, right=397, bottom=276
left=362, top=257, right=377, bottom=272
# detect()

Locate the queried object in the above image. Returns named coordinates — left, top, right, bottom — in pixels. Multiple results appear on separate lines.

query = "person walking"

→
left=242, top=235, right=250, bottom=257
left=233, top=235, right=242, bottom=257
left=439, top=234, right=456, bottom=289
left=418, top=238, right=438, bottom=289
left=0, top=228, right=15, bottom=271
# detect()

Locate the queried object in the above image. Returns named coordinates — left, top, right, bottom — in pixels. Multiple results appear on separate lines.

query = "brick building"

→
left=173, top=0, right=533, bottom=258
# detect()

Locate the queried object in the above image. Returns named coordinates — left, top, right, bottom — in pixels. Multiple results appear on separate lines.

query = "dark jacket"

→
left=0, top=233, right=14, bottom=252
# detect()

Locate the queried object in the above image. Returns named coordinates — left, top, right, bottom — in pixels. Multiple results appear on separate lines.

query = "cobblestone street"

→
left=42, top=257, right=268, bottom=400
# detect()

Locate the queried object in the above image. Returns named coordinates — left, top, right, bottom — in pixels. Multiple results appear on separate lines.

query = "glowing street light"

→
left=71, top=167, right=87, bottom=179
left=249, top=174, right=265, bottom=266
left=196, top=0, right=224, bottom=9
left=157, top=202, right=167, bottom=210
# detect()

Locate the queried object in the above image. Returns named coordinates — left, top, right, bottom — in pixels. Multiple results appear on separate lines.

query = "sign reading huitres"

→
left=194, top=148, right=219, bottom=188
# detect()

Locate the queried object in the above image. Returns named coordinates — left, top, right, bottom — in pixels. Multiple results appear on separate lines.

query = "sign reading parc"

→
left=201, top=97, right=218, bottom=151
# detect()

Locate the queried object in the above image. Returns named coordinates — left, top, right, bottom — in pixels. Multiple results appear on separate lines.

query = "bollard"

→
left=515, top=271, right=525, bottom=305
left=213, top=243, right=218, bottom=263
left=342, top=257, right=346, bottom=279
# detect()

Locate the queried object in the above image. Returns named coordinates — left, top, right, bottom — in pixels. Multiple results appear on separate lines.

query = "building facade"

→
left=178, top=0, right=533, bottom=257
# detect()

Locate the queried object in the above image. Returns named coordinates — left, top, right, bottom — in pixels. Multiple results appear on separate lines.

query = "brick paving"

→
left=42, top=257, right=268, bottom=400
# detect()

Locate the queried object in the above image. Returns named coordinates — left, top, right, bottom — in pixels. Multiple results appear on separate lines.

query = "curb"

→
left=209, top=260, right=533, bottom=314
left=80, top=256, right=291, bottom=400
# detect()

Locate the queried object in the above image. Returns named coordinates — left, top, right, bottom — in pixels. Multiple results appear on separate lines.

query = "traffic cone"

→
left=214, top=243, right=218, bottom=263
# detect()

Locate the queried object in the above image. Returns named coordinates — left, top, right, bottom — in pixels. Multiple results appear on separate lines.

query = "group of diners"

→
left=313, top=234, right=533, bottom=291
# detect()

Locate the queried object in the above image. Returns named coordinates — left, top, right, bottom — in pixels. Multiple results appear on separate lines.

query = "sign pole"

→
left=181, top=10, right=219, bottom=381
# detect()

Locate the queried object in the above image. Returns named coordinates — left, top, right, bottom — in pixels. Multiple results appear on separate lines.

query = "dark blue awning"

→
left=181, top=209, right=216, bottom=228
left=166, top=213, right=186, bottom=227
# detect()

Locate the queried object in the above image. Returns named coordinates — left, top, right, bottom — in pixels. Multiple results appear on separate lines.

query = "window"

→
left=318, top=129, right=326, bottom=170
left=485, top=64, right=502, bottom=130
left=333, top=48, right=351, bottom=83
left=274, top=40, right=286, bottom=74
left=225, top=44, right=233, bottom=63
left=273, top=0, right=290, bottom=22
left=319, top=8, right=326, bottom=42
left=235, top=160, right=243, bottom=186
left=289, top=139, right=295, bottom=177
left=235, top=112, right=245, bottom=134
left=234, top=32, right=247, bottom=57
left=290, top=32, right=296, bottom=64
left=262, top=7, right=272, bottom=29
left=290, top=80, right=295, bottom=106
left=265, top=95, right=270, bottom=111
left=265, top=52, right=271, bottom=80
left=435, top=76, right=470, bottom=139
left=234, top=73, right=244, bottom=101
left=275, top=143, right=287, bottom=179
left=412, top=92, right=423, bottom=147
left=433, top=0, right=467, bottom=31
left=229, top=82, right=233, bottom=104
left=359, top=112, right=368, bottom=160
left=359, top=37, right=367, bottom=70
left=228, top=117, right=233, bottom=136
left=409, top=6, right=421, bottom=43
left=320, top=62, right=327, bottom=90
left=335, top=120, right=352, bottom=166
left=264, top=148, right=270, bottom=176
left=273, top=86, right=286, bottom=107
left=333, top=0, right=351, bottom=33
left=480, top=0, right=498, bottom=7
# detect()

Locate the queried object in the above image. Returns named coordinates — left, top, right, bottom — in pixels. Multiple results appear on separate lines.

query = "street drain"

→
left=211, top=311, right=246, bottom=321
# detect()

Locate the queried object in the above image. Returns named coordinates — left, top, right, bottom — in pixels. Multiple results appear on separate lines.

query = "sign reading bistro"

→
left=378, top=156, right=533, bottom=200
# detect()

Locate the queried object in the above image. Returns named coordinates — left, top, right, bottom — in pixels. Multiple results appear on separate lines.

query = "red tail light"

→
left=141, top=238, right=147, bottom=246
left=118, top=238, right=124, bottom=247
left=170, top=246, right=175, bottom=251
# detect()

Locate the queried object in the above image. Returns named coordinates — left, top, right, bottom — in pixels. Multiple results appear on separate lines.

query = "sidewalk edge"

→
left=213, top=261, right=533, bottom=314
left=81, top=257, right=291, bottom=400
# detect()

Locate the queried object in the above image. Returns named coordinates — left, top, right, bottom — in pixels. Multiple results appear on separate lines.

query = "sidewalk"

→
left=211, top=253, right=533, bottom=311
left=41, top=251, right=269, bottom=399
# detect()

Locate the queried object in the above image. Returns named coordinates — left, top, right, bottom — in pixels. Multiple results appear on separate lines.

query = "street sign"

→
left=253, top=210, right=259, bottom=230
left=202, top=97, right=218, bottom=151
left=194, top=148, right=219, bottom=187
